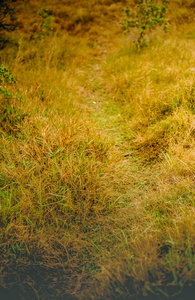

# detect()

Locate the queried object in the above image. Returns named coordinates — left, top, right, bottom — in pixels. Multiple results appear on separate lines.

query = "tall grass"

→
left=0, top=0, right=195, bottom=299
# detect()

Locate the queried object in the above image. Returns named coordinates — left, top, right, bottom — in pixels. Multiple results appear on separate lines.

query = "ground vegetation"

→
left=0, top=0, right=195, bottom=299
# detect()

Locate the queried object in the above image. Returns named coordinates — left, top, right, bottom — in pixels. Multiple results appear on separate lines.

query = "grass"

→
left=0, top=0, right=195, bottom=299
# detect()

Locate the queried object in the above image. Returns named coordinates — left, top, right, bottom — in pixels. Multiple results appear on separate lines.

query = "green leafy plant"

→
left=124, top=0, right=169, bottom=49
left=0, top=64, right=17, bottom=85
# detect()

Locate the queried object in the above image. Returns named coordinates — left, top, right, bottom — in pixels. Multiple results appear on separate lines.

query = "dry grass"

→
left=0, top=0, right=195, bottom=299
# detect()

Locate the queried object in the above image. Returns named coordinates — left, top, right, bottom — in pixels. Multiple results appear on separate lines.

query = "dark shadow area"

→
left=1, top=265, right=78, bottom=300
left=1, top=272, right=195, bottom=300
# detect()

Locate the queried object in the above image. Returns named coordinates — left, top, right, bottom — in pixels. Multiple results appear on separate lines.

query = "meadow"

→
left=0, top=0, right=195, bottom=299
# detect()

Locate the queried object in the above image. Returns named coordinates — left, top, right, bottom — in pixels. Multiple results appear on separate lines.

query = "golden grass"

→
left=0, top=0, right=195, bottom=299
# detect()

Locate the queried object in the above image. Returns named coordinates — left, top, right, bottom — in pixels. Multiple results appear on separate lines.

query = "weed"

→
left=0, top=64, right=17, bottom=85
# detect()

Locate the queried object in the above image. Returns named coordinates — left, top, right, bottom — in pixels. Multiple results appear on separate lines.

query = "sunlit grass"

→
left=0, top=0, right=195, bottom=299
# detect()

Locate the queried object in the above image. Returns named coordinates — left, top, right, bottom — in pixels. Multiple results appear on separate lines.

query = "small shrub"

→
left=36, top=7, right=53, bottom=38
left=124, top=0, right=169, bottom=49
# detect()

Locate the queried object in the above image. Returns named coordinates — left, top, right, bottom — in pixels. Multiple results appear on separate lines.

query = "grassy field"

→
left=0, top=0, right=195, bottom=299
